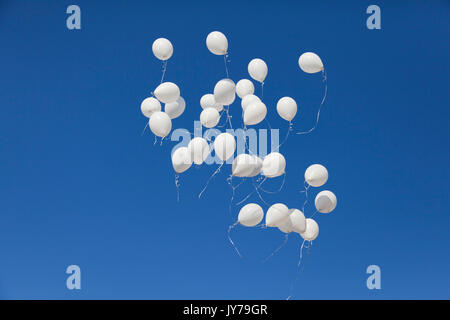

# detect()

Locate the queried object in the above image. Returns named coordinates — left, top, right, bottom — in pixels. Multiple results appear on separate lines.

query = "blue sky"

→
left=0, top=0, right=449, bottom=299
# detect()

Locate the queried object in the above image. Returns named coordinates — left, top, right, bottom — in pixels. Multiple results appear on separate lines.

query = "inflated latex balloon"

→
left=149, top=111, right=172, bottom=137
left=266, top=203, right=290, bottom=227
left=187, top=137, right=210, bottom=165
left=214, top=79, right=235, bottom=105
left=213, top=132, right=236, bottom=161
left=206, top=31, right=228, bottom=55
left=241, top=94, right=261, bottom=111
left=300, top=218, right=319, bottom=241
left=248, top=58, right=268, bottom=83
left=154, top=82, right=180, bottom=103
left=243, top=101, right=267, bottom=125
left=315, top=190, right=337, bottom=213
left=238, top=203, right=264, bottom=227
left=232, top=154, right=255, bottom=177
left=171, top=147, right=192, bottom=173
left=248, top=155, right=263, bottom=177
left=140, top=97, right=161, bottom=118
left=200, top=94, right=223, bottom=112
left=298, top=52, right=324, bottom=74
left=164, top=96, right=185, bottom=119
left=152, top=38, right=173, bottom=61
left=288, top=209, right=306, bottom=234
left=278, top=218, right=293, bottom=233
left=236, top=79, right=255, bottom=99
left=262, top=152, right=286, bottom=178
left=305, top=164, right=328, bottom=187
left=200, top=107, right=220, bottom=128
left=276, top=97, right=297, bottom=122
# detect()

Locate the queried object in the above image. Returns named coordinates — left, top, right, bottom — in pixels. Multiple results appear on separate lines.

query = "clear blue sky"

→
left=0, top=0, right=449, bottom=299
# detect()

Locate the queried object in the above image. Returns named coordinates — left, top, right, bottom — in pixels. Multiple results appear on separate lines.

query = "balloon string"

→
left=198, top=162, right=224, bottom=199
left=286, top=239, right=308, bottom=300
left=297, top=68, right=327, bottom=135
left=262, top=233, right=289, bottom=263
left=309, top=210, right=318, bottom=219
left=258, top=173, right=286, bottom=194
left=300, top=180, right=310, bottom=213
left=174, top=173, right=180, bottom=202
left=223, top=54, right=230, bottom=78
left=227, top=221, right=242, bottom=258
left=261, top=82, right=264, bottom=99
left=160, top=60, right=168, bottom=84
left=141, top=122, right=149, bottom=136
left=274, top=121, right=293, bottom=151
left=235, top=177, right=267, bottom=206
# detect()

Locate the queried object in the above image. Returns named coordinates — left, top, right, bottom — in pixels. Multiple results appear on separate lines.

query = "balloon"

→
left=248, top=155, right=263, bottom=177
left=140, top=97, right=161, bottom=118
left=300, top=218, right=319, bottom=241
left=266, top=203, right=290, bottom=227
left=238, top=203, right=264, bottom=227
left=262, top=152, right=286, bottom=178
left=200, top=107, right=220, bottom=128
left=248, top=58, right=268, bottom=83
left=276, top=97, right=297, bottom=122
left=149, top=111, right=172, bottom=137
left=171, top=147, right=192, bottom=173
left=200, top=94, right=223, bottom=112
left=236, top=79, right=255, bottom=99
left=152, top=38, right=173, bottom=61
left=213, top=132, right=236, bottom=161
left=164, top=96, right=185, bottom=119
left=206, top=31, right=228, bottom=55
left=241, top=94, right=261, bottom=111
left=278, top=218, right=293, bottom=233
left=243, top=101, right=267, bottom=125
left=305, top=164, right=328, bottom=187
left=154, top=82, right=180, bottom=103
left=232, top=154, right=261, bottom=177
left=187, top=137, right=210, bottom=165
left=315, top=190, right=337, bottom=213
left=214, top=79, right=235, bottom=105
left=288, top=209, right=306, bottom=234
left=298, top=52, right=324, bottom=74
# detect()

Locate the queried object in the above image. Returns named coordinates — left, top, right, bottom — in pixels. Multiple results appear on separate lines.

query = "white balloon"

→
left=152, top=38, right=173, bottom=61
left=200, top=107, right=220, bottom=128
left=243, top=101, right=267, bottom=125
left=164, top=96, right=185, bottom=119
left=266, top=203, right=290, bottom=227
left=236, top=79, right=255, bottom=99
left=213, top=132, right=236, bottom=161
left=140, top=97, right=161, bottom=118
left=206, top=31, right=228, bottom=55
left=288, top=209, right=306, bottom=234
left=241, top=94, right=261, bottom=111
left=171, top=147, right=192, bottom=173
left=278, top=218, right=293, bottom=233
left=248, top=155, right=263, bottom=177
left=305, top=164, right=328, bottom=187
left=298, top=52, right=324, bottom=74
left=315, top=190, right=337, bottom=213
left=187, top=137, right=210, bottom=165
left=248, top=58, right=268, bottom=83
left=276, top=97, right=297, bottom=122
left=232, top=154, right=256, bottom=177
left=300, top=218, right=319, bottom=241
left=214, top=79, right=235, bottom=105
left=154, top=82, right=180, bottom=103
left=200, top=94, right=223, bottom=112
left=149, top=111, right=172, bottom=137
left=238, top=203, right=264, bottom=227
left=262, top=152, right=286, bottom=178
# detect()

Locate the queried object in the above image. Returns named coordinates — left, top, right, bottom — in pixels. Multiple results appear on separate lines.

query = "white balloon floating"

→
left=187, top=137, right=210, bottom=165
left=238, top=203, right=264, bottom=227
left=276, top=97, right=297, bottom=122
left=288, top=209, right=306, bottom=234
left=206, top=31, right=228, bottom=56
left=300, top=218, right=319, bottom=241
left=305, top=164, right=328, bottom=187
left=200, top=107, right=220, bottom=128
left=261, top=152, right=286, bottom=178
left=213, top=132, right=236, bottom=161
left=236, top=79, right=255, bottom=99
left=164, top=96, right=185, bottom=119
left=214, top=79, right=236, bottom=105
left=141, top=97, right=161, bottom=118
left=248, top=58, right=268, bottom=83
left=232, top=154, right=262, bottom=177
left=152, top=38, right=173, bottom=61
left=149, top=111, right=172, bottom=138
left=154, top=82, right=180, bottom=103
left=171, top=147, right=193, bottom=174
left=298, top=52, right=324, bottom=74
left=200, top=94, right=223, bottom=112
left=241, top=94, right=260, bottom=111
left=315, top=190, right=337, bottom=213
left=266, top=203, right=290, bottom=227
left=243, top=101, right=267, bottom=125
